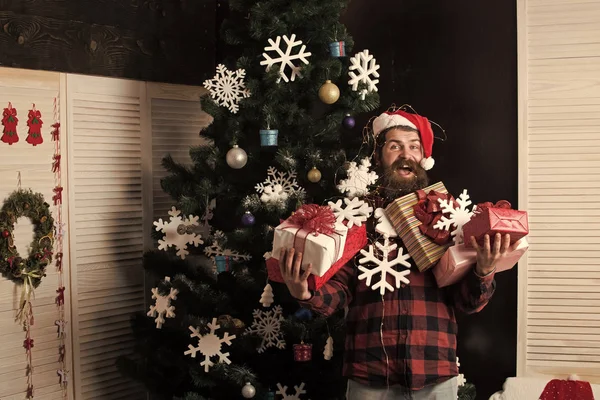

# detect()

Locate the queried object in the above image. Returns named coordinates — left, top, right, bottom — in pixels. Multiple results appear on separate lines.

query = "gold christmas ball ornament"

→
left=318, top=80, right=340, bottom=104
left=40, top=216, right=47, bottom=223
left=307, top=167, right=322, bottom=183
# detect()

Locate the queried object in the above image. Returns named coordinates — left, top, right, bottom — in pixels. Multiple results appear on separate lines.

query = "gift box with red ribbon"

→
left=384, top=182, right=454, bottom=272
left=433, top=238, right=529, bottom=287
left=266, top=204, right=368, bottom=290
left=462, top=200, right=529, bottom=249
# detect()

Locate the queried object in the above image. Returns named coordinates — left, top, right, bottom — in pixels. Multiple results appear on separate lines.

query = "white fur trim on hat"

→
left=373, top=113, right=417, bottom=137
left=420, top=157, right=435, bottom=171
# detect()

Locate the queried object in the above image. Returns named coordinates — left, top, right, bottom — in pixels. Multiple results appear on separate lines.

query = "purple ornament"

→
left=241, top=211, right=255, bottom=226
left=343, top=114, right=356, bottom=129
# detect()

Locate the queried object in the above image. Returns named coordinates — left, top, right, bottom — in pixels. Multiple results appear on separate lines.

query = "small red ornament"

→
left=56, top=286, right=65, bottom=306
left=293, top=342, right=312, bottom=362
left=1, top=102, right=19, bottom=145
left=52, top=154, right=61, bottom=173
left=51, top=122, right=60, bottom=141
left=2, top=230, right=9, bottom=238
left=53, top=186, right=63, bottom=205
left=26, top=384, right=34, bottom=399
left=26, top=104, right=43, bottom=146
left=23, top=337, right=34, bottom=350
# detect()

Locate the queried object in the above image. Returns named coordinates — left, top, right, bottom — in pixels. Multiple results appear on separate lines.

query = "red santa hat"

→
left=372, top=109, right=435, bottom=171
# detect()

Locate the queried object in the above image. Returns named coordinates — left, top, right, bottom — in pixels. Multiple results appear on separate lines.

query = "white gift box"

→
left=272, top=221, right=347, bottom=277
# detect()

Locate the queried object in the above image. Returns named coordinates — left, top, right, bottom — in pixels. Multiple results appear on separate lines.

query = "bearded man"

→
left=279, top=108, right=514, bottom=399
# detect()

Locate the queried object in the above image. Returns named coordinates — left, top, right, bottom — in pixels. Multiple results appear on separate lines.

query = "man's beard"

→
left=381, top=158, right=429, bottom=199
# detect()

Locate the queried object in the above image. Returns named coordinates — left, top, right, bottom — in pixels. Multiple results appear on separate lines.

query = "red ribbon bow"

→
left=287, top=204, right=336, bottom=236
left=3, top=106, right=17, bottom=118
left=28, top=110, right=42, bottom=120
left=475, top=200, right=512, bottom=213
left=413, top=189, right=455, bottom=245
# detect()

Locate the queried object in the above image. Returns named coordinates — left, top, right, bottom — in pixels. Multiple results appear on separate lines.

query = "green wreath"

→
left=0, top=189, right=54, bottom=288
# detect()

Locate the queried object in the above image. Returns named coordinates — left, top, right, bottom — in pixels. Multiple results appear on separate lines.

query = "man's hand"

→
left=470, top=233, right=518, bottom=276
left=279, top=248, right=313, bottom=301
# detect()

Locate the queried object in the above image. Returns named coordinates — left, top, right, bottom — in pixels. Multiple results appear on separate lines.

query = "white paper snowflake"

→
left=433, top=190, right=476, bottom=244
left=184, top=318, right=236, bottom=372
left=457, top=373, right=466, bottom=387
left=147, top=276, right=178, bottom=328
left=358, top=236, right=412, bottom=295
left=255, top=166, right=305, bottom=205
left=374, top=208, right=398, bottom=238
left=204, top=230, right=252, bottom=266
left=337, top=158, right=379, bottom=198
left=203, top=64, right=250, bottom=113
left=154, top=207, right=204, bottom=259
left=245, top=305, right=286, bottom=353
left=276, top=382, right=308, bottom=400
left=260, top=34, right=312, bottom=83
left=328, top=197, right=373, bottom=229
left=348, top=50, right=380, bottom=100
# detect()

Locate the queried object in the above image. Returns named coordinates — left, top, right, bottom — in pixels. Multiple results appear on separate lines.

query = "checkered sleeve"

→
left=297, top=262, right=355, bottom=317
left=450, top=267, right=496, bottom=314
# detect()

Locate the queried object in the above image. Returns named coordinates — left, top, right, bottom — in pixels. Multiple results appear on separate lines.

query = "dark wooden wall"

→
left=0, top=0, right=216, bottom=85
left=342, top=1, right=518, bottom=399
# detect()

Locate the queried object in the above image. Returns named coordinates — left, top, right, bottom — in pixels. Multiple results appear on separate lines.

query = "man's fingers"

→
left=500, top=234, right=511, bottom=253
left=483, top=234, right=491, bottom=254
left=470, top=236, right=481, bottom=252
left=493, top=233, right=502, bottom=255
left=279, top=248, right=287, bottom=276
left=285, top=248, right=295, bottom=277
left=300, top=263, right=312, bottom=281
left=292, top=251, right=303, bottom=280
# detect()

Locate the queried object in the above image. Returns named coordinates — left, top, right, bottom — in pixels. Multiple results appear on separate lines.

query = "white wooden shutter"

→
left=147, top=83, right=211, bottom=220
left=517, top=0, right=600, bottom=382
left=66, top=74, right=148, bottom=399
left=0, top=68, right=72, bottom=399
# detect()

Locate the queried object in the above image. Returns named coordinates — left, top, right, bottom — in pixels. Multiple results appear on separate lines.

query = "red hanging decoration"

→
left=55, top=252, right=63, bottom=272
left=26, top=385, right=34, bottom=399
left=23, top=338, right=34, bottom=350
left=52, top=155, right=61, bottom=173
left=293, top=342, right=312, bottom=362
left=51, top=122, right=60, bottom=141
left=56, top=287, right=65, bottom=306
left=26, top=104, right=43, bottom=146
left=58, top=345, right=66, bottom=363
left=1, top=102, right=19, bottom=145
left=53, top=186, right=63, bottom=205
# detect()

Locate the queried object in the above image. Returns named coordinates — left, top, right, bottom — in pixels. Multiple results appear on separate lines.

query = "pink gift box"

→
left=433, top=238, right=529, bottom=288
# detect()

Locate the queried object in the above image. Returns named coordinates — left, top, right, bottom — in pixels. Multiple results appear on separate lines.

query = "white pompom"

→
left=420, top=157, right=435, bottom=171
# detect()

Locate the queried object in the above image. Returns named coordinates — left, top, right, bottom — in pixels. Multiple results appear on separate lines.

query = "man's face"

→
left=379, top=128, right=429, bottom=196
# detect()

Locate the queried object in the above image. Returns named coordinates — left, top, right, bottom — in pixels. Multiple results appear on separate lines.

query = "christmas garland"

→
left=0, top=189, right=54, bottom=289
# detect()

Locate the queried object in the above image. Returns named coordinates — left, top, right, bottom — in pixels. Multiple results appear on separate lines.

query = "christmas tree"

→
left=118, top=0, right=380, bottom=399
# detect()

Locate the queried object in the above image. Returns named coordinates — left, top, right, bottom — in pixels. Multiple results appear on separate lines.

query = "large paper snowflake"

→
left=374, top=208, right=398, bottom=238
left=433, top=189, right=476, bottom=244
left=184, top=318, right=236, bottom=372
left=328, top=197, right=373, bottom=229
left=245, top=305, right=286, bottom=353
left=276, top=382, right=308, bottom=400
left=154, top=207, right=204, bottom=259
left=358, top=236, right=412, bottom=295
left=203, top=230, right=251, bottom=266
left=255, top=166, right=305, bottom=205
left=337, top=158, right=379, bottom=198
left=147, top=276, right=178, bottom=328
left=260, top=34, right=312, bottom=83
left=203, top=64, right=250, bottom=113
left=348, top=50, right=380, bottom=100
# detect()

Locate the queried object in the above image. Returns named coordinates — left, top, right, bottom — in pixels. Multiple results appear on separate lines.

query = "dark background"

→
left=0, top=0, right=517, bottom=398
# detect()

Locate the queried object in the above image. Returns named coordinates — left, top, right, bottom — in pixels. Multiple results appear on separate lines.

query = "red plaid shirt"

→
left=298, top=196, right=496, bottom=391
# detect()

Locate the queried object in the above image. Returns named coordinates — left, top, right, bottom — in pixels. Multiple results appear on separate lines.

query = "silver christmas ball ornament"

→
left=226, top=145, right=248, bottom=169
left=241, top=382, right=256, bottom=398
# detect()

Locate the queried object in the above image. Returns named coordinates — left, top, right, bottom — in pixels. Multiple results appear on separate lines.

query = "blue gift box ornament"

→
left=215, top=255, right=229, bottom=273
left=260, top=129, right=278, bottom=147
left=329, top=41, right=346, bottom=57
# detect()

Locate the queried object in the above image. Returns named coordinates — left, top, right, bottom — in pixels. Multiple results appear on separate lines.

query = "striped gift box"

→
left=384, top=181, right=452, bottom=272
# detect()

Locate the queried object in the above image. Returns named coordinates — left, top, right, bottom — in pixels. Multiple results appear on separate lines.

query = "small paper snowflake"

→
left=154, top=207, right=204, bottom=259
left=374, top=208, right=398, bottom=238
left=255, top=166, right=305, bottom=205
left=147, top=276, right=179, bottom=328
left=204, top=230, right=251, bottom=266
left=245, top=305, right=286, bottom=353
left=260, top=34, right=312, bottom=83
left=433, top=189, right=476, bottom=244
left=337, top=158, right=379, bottom=198
left=457, top=373, right=466, bottom=387
left=184, top=318, right=236, bottom=372
left=358, top=236, right=412, bottom=295
left=276, top=382, right=308, bottom=400
left=203, top=64, right=250, bottom=113
left=328, top=197, right=373, bottom=229
left=348, top=50, right=380, bottom=100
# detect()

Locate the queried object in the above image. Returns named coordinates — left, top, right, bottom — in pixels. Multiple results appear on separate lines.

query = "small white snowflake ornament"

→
left=348, top=50, right=380, bottom=100
left=337, top=158, right=379, bottom=199
left=255, top=166, right=305, bottom=205
left=374, top=208, right=397, bottom=238
left=203, top=64, right=250, bottom=113
left=433, top=189, right=476, bottom=244
left=184, top=318, right=236, bottom=372
left=328, top=197, right=373, bottom=229
left=358, top=236, right=412, bottom=295
left=276, top=382, right=308, bottom=400
left=457, top=373, right=466, bottom=387
left=323, top=336, right=333, bottom=360
left=260, top=283, right=274, bottom=307
left=245, top=305, right=286, bottom=353
left=260, top=34, right=312, bottom=83
left=147, top=276, right=179, bottom=328
left=154, top=207, right=204, bottom=259
left=204, top=230, right=252, bottom=267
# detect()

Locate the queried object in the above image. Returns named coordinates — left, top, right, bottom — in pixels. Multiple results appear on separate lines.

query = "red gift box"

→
left=462, top=201, right=529, bottom=249
left=266, top=224, right=367, bottom=291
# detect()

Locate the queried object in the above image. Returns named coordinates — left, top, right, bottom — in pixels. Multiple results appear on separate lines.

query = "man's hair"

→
left=375, top=125, right=420, bottom=163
